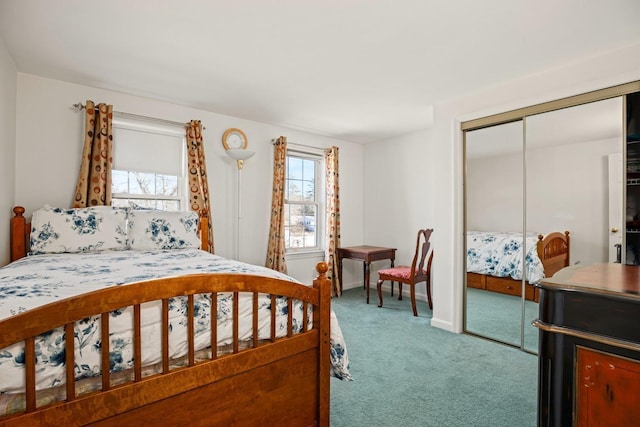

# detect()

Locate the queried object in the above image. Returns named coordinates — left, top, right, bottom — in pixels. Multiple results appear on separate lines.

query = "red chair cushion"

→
left=378, top=266, right=425, bottom=280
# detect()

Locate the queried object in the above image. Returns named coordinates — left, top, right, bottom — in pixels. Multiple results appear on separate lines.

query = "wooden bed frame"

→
left=467, top=231, right=570, bottom=302
left=2, top=206, right=331, bottom=426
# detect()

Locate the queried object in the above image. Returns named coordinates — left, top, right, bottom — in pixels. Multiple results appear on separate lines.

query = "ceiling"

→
left=1, top=0, right=640, bottom=144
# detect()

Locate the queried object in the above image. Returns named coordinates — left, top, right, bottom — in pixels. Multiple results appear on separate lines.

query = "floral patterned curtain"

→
left=186, top=120, right=214, bottom=253
left=265, top=136, right=288, bottom=273
left=72, top=100, right=113, bottom=207
left=325, top=146, right=341, bottom=297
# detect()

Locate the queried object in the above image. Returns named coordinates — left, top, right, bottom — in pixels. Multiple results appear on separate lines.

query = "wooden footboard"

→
left=0, top=264, right=331, bottom=426
left=536, top=230, right=571, bottom=277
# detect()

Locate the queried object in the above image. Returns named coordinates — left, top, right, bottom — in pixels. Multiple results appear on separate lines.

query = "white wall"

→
left=14, top=73, right=365, bottom=285
left=431, top=42, right=640, bottom=333
left=468, top=137, right=620, bottom=267
left=467, top=151, right=523, bottom=232
left=361, top=128, right=435, bottom=294
left=0, top=36, right=17, bottom=266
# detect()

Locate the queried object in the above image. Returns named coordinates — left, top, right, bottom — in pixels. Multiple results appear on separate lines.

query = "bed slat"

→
left=101, top=312, right=110, bottom=390
left=162, top=299, right=170, bottom=374
left=134, top=304, right=142, bottom=381
left=233, top=291, right=239, bottom=354
left=270, top=294, right=277, bottom=343
left=187, top=295, right=195, bottom=366
left=25, top=337, right=36, bottom=412
left=65, top=323, right=75, bottom=401
left=303, top=301, right=309, bottom=331
left=210, top=293, right=217, bottom=360
left=287, top=298, right=293, bottom=338
left=252, top=292, right=259, bottom=348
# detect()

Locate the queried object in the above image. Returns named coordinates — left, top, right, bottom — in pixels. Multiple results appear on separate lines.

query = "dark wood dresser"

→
left=535, top=263, right=640, bottom=427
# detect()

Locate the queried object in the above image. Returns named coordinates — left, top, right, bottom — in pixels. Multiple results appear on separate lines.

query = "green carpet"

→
left=466, top=288, right=539, bottom=351
left=330, top=288, right=537, bottom=427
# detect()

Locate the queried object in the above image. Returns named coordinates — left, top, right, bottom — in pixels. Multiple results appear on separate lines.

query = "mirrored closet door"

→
left=464, top=91, right=630, bottom=353
left=522, top=97, right=623, bottom=352
left=465, top=120, right=524, bottom=347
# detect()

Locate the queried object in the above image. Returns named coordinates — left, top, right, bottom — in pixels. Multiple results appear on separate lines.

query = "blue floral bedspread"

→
left=0, top=249, right=351, bottom=395
left=466, top=231, right=545, bottom=284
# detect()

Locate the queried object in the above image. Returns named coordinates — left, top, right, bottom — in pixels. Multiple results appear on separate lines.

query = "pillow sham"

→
left=128, top=210, right=200, bottom=250
left=30, top=206, right=128, bottom=254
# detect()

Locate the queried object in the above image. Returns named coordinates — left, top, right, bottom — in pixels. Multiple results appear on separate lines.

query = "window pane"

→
left=288, top=157, right=303, bottom=180
left=112, top=170, right=129, bottom=193
left=111, top=198, right=181, bottom=211
left=302, top=180, right=315, bottom=201
left=286, top=203, right=316, bottom=249
left=157, top=200, right=180, bottom=211
left=111, top=198, right=129, bottom=208
left=156, top=174, right=178, bottom=196
left=302, top=159, right=315, bottom=182
left=287, top=180, right=303, bottom=201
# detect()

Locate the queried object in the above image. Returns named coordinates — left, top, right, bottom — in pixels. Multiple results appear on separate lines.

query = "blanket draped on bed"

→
left=466, top=231, right=545, bottom=284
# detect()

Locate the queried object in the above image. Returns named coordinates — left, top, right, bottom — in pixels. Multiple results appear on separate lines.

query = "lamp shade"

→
left=225, top=148, right=255, bottom=161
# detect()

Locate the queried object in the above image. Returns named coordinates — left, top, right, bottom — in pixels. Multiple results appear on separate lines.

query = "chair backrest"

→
left=410, top=228, right=434, bottom=281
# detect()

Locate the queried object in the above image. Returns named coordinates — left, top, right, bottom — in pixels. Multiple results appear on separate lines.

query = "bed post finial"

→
left=315, top=261, right=328, bottom=279
left=11, top=206, right=28, bottom=262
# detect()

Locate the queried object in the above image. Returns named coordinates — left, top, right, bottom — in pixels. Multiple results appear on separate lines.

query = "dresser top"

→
left=540, top=263, right=640, bottom=300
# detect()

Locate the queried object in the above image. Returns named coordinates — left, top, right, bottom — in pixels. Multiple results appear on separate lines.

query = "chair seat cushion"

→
left=378, top=266, right=425, bottom=280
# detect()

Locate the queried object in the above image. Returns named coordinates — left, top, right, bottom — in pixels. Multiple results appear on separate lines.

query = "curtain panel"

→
left=186, top=120, right=215, bottom=253
left=265, top=136, right=288, bottom=273
left=72, top=100, right=113, bottom=208
left=325, top=146, right=341, bottom=297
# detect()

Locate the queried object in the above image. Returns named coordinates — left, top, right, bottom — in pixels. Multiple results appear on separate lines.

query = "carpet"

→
left=330, top=287, right=537, bottom=427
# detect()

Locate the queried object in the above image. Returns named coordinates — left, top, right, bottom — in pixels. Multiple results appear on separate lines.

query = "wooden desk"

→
left=337, top=245, right=396, bottom=303
left=535, top=263, right=640, bottom=426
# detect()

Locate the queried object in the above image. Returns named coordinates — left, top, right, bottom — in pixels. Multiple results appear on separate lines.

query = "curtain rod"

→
left=271, top=138, right=323, bottom=151
left=72, top=102, right=205, bottom=129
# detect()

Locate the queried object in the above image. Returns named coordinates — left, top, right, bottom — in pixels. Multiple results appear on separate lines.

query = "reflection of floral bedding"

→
left=0, top=249, right=351, bottom=395
left=466, top=231, right=545, bottom=284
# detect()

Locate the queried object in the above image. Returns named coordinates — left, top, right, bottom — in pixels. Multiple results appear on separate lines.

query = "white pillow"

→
left=29, top=206, right=128, bottom=254
left=128, top=210, right=200, bottom=250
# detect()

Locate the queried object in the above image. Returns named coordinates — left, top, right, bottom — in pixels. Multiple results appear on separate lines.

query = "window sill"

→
left=285, top=249, right=325, bottom=261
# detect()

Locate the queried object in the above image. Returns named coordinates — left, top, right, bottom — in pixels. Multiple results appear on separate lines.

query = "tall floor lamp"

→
left=222, top=128, right=255, bottom=260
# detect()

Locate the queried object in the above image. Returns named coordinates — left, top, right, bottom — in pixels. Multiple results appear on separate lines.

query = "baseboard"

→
left=430, top=317, right=455, bottom=332
left=341, top=282, right=362, bottom=291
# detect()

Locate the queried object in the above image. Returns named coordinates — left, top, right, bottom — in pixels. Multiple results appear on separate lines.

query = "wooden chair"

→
left=376, top=228, right=433, bottom=316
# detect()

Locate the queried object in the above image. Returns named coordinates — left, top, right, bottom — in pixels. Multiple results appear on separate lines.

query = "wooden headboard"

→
left=10, top=206, right=210, bottom=262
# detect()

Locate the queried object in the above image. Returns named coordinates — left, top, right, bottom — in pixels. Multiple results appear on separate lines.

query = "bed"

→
left=466, top=230, right=570, bottom=302
left=0, top=205, right=351, bottom=426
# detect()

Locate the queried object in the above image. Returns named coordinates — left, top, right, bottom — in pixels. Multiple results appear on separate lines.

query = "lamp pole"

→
left=225, top=149, right=254, bottom=260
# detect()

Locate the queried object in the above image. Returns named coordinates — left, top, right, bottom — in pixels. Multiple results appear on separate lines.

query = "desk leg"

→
left=365, top=262, right=371, bottom=304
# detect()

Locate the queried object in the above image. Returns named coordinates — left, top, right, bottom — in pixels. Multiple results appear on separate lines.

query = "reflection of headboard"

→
left=536, top=231, right=571, bottom=278
left=10, top=206, right=210, bottom=262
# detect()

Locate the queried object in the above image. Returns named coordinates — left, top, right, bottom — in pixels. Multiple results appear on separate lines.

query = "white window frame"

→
left=111, top=118, right=188, bottom=211
left=285, top=149, right=325, bottom=256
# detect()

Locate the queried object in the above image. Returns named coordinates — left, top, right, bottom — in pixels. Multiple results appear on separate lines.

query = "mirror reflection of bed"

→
left=464, top=97, right=624, bottom=353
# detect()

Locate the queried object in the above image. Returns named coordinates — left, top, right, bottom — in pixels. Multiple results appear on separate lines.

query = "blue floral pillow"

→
left=30, top=206, right=128, bottom=254
left=128, top=210, right=200, bottom=250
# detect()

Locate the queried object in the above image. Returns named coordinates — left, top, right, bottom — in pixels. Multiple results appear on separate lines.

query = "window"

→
left=111, top=118, right=187, bottom=211
left=284, top=152, right=323, bottom=251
